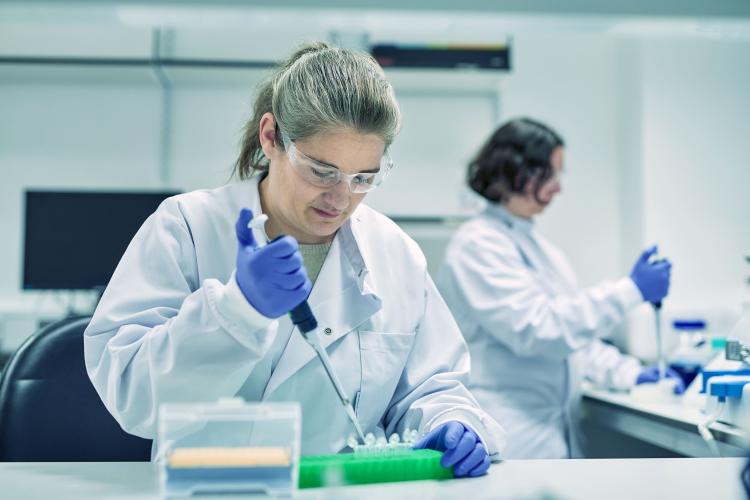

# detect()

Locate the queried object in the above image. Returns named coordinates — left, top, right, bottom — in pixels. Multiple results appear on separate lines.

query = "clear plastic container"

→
left=158, top=399, right=301, bottom=498
left=668, top=319, right=714, bottom=388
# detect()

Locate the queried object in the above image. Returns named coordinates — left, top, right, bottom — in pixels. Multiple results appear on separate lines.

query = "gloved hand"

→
left=413, top=421, right=490, bottom=478
left=234, top=208, right=312, bottom=318
left=629, top=245, right=672, bottom=303
left=636, top=366, right=686, bottom=394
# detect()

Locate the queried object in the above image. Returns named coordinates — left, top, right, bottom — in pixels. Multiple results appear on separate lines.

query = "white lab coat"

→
left=84, top=177, right=506, bottom=459
left=438, top=204, right=643, bottom=459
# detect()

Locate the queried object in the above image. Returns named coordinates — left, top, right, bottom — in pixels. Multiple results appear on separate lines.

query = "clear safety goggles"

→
left=281, top=133, right=394, bottom=193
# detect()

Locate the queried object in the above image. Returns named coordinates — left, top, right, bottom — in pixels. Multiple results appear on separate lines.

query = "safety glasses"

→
left=281, top=133, right=394, bottom=193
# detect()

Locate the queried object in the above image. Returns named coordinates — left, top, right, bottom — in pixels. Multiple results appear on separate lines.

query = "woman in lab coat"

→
left=84, top=42, right=504, bottom=476
left=438, top=117, right=681, bottom=460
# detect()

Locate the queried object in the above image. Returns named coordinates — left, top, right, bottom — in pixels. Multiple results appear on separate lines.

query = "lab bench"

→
left=0, top=458, right=744, bottom=500
left=582, top=383, right=748, bottom=458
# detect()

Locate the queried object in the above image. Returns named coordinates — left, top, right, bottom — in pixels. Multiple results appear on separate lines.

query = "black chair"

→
left=0, top=316, right=152, bottom=461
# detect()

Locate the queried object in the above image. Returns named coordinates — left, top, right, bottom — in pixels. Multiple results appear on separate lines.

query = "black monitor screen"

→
left=23, top=190, right=179, bottom=290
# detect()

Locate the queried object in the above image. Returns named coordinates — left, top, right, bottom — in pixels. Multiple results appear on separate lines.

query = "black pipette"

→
left=653, top=300, right=665, bottom=378
left=290, top=301, right=366, bottom=443
left=650, top=254, right=668, bottom=378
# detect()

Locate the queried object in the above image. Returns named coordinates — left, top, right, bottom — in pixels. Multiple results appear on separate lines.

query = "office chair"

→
left=0, top=315, right=152, bottom=461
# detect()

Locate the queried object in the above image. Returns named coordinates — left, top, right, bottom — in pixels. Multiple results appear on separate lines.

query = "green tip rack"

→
left=299, top=448, right=452, bottom=488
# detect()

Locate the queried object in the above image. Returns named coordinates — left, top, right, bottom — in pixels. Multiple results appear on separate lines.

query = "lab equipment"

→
left=289, top=299, right=366, bottom=443
left=413, top=421, right=490, bottom=477
left=298, top=448, right=451, bottom=488
left=23, top=190, right=177, bottom=291
left=636, top=366, right=686, bottom=394
left=695, top=333, right=750, bottom=456
left=629, top=246, right=671, bottom=303
left=700, top=375, right=750, bottom=456
left=653, top=300, right=666, bottom=378
left=644, top=251, right=670, bottom=378
left=347, top=429, right=420, bottom=455
left=696, top=257, right=750, bottom=394
left=669, top=319, right=713, bottom=388
left=298, top=428, right=452, bottom=488
left=246, top=213, right=269, bottom=231
left=235, top=209, right=313, bottom=318
left=706, top=376, right=750, bottom=426
left=726, top=339, right=750, bottom=364
left=158, top=399, right=301, bottom=497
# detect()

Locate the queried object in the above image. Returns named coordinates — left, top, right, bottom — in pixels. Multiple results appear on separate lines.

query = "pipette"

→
left=649, top=254, right=668, bottom=379
left=653, top=300, right=665, bottom=379
left=248, top=214, right=367, bottom=443
left=289, top=301, right=366, bottom=443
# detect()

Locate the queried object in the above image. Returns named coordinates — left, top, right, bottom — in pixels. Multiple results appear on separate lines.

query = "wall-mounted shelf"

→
left=0, top=55, right=278, bottom=85
left=0, top=55, right=506, bottom=91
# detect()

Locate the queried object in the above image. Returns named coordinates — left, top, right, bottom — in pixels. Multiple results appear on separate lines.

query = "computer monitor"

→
left=23, top=190, right=180, bottom=290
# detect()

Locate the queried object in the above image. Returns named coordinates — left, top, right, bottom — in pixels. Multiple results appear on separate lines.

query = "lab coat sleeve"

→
left=582, top=339, right=642, bottom=390
left=84, top=198, right=278, bottom=439
left=445, top=233, right=643, bottom=361
left=382, top=272, right=507, bottom=460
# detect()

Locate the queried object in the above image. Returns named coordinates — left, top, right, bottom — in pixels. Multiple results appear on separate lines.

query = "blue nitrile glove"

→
left=636, top=366, right=686, bottom=394
left=413, top=421, right=490, bottom=478
left=629, top=245, right=672, bottom=303
left=234, top=208, right=312, bottom=318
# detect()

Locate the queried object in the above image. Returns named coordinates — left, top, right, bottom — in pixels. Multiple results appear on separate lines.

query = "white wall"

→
left=169, top=83, right=260, bottom=191
left=639, top=38, right=750, bottom=311
left=364, top=85, right=498, bottom=217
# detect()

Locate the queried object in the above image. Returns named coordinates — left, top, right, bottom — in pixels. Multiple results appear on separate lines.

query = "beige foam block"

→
left=168, top=447, right=291, bottom=468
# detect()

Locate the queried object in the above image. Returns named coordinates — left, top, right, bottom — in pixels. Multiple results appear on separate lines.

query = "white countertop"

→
left=0, top=458, right=745, bottom=500
left=583, top=382, right=748, bottom=456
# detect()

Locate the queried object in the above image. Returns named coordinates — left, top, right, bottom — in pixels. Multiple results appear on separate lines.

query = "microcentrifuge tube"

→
left=402, top=428, right=412, bottom=444
left=347, top=434, right=359, bottom=449
left=364, top=433, right=376, bottom=446
left=375, top=436, right=387, bottom=453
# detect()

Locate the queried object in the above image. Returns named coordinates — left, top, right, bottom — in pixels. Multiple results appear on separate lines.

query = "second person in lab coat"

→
left=438, top=117, right=682, bottom=460
left=84, top=42, right=504, bottom=476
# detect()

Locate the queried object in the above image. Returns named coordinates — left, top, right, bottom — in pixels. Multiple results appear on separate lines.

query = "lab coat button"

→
left=324, top=327, right=332, bottom=335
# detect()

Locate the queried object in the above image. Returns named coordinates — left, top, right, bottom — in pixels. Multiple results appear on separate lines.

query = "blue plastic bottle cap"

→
left=673, top=319, right=707, bottom=331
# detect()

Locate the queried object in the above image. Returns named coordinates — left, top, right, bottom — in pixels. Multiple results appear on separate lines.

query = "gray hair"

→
left=233, top=41, right=401, bottom=179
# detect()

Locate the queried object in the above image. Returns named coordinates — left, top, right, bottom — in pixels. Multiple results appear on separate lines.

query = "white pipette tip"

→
left=248, top=213, right=268, bottom=230
left=344, top=402, right=366, bottom=443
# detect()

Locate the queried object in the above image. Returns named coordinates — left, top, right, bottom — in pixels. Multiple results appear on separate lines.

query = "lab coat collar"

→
left=485, top=203, right=534, bottom=234
left=262, top=204, right=382, bottom=398
left=340, top=206, right=379, bottom=296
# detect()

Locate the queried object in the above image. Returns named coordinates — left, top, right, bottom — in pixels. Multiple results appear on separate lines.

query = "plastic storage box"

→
left=158, top=399, right=301, bottom=497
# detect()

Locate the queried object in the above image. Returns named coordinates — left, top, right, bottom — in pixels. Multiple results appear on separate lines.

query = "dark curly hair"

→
left=468, top=117, right=564, bottom=203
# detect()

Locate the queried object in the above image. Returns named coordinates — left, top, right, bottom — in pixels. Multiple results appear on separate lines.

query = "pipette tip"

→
left=344, top=403, right=366, bottom=443
left=247, top=214, right=268, bottom=230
